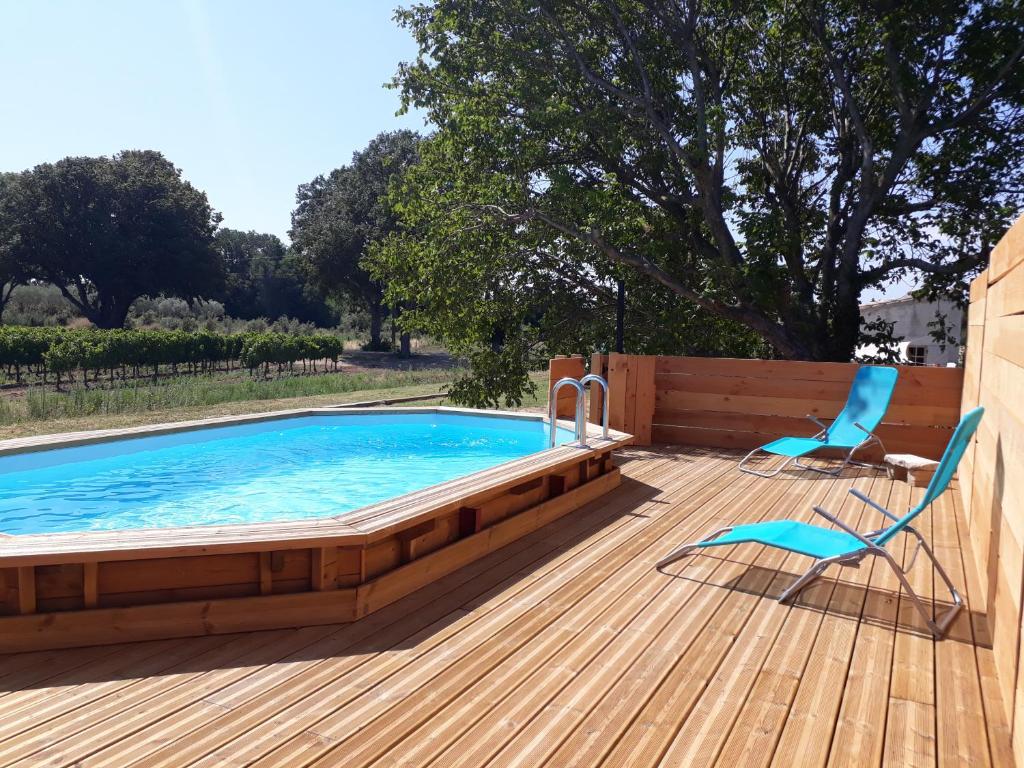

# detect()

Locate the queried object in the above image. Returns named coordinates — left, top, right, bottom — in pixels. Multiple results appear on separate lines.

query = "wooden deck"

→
left=0, top=446, right=1010, bottom=767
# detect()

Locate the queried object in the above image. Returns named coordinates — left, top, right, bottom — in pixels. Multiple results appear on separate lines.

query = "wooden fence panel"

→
left=603, top=354, right=655, bottom=445
left=956, top=213, right=1024, bottom=764
left=550, top=352, right=962, bottom=454
left=651, top=357, right=962, bottom=460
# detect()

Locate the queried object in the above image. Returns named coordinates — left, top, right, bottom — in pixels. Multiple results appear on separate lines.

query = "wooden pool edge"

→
left=0, top=407, right=630, bottom=652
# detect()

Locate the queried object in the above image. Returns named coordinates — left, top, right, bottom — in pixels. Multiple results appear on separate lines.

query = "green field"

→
left=0, top=369, right=550, bottom=439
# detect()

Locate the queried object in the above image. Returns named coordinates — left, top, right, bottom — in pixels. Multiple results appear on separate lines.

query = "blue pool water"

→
left=0, top=413, right=575, bottom=535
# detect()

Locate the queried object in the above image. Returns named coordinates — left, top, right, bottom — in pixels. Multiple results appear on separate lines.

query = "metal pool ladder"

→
left=549, top=374, right=609, bottom=448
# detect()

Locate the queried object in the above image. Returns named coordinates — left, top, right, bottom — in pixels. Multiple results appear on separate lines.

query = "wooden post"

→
left=83, top=562, right=99, bottom=609
left=396, top=520, right=438, bottom=564
left=548, top=355, right=586, bottom=419
left=312, top=547, right=338, bottom=591
left=589, top=353, right=608, bottom=426
left=17, top=567, right=35, bottom=615
left=259, top=552, right=273, bottom=595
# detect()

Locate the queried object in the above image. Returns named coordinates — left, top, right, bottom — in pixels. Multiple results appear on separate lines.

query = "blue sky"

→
left=0, top=1, right=425, bottom=240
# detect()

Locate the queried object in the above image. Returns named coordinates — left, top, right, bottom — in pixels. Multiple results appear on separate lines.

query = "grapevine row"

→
left=0, top=327, right=345, bottom=386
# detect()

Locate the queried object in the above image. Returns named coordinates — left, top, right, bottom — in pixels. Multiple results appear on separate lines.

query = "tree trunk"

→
left=86, top=296, right=133, bottom=329
left=0, top=281, right=18, bottom=324
left=615, top=279, right=625, bottom=353
left=368, top=301, right=384, bottom=350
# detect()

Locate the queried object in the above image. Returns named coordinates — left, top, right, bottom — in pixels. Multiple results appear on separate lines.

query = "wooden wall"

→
left=957, top=213, right=1024, bottom=761
left=574, top=353, right=962, bottom=458
left=651, top=356, right=962, bottom=459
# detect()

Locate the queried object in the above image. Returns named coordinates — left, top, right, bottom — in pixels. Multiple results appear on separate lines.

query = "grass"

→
left=0, top=370, right=552, bottom=440
left=0, top=369, right=457, bottom=437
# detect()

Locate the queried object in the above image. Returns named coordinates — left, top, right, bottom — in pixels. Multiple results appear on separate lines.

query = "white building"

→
left=856, top=293, right=964, bottom=366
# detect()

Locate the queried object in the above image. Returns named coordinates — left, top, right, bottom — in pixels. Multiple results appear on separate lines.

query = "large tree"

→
left=388, top=0, right=1024, bottom=364
left=291, top=130, right=421, bottom=351
left=214, top=228, right=336, bottom=325
left=0, top=150, right=223, bottom=328
left=0, top=173, right=27, bottom=323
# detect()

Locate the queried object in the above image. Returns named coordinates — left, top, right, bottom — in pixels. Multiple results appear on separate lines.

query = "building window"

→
left=906, top=345, right=928, bottom=366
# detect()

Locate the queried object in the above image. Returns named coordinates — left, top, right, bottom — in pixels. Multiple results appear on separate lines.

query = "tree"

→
left=0, top=150, right=223, bottom=328
left=0, top=173, right=28, bottom=323
left=291, top=130, right=421, bottom=351
left=390, top=0, right=1024, bottom=365
left=374, top=203, right=766, bottom=405
left=214, top=228, right=336, bottom=325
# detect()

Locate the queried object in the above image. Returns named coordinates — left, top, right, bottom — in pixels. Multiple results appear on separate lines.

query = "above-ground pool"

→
left=0, top=411, right=577, bottom=535
left=0, top=407, right=629, bottom=653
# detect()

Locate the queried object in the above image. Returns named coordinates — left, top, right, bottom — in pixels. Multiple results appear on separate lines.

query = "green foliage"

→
left=4, top=368, right=454, bottom=426
left=0, top=150, right=223, bottom=328
left=0, top=173, right=26, bottom=322
left=0, top=326, right=345, bottom=385
left=215, top=228, right=337, bottom=326
left=238, top=333, right=342, bottom=373
left=388, top=0, right=1024, bottom=382
left=291, top=131, right=421, bottom=348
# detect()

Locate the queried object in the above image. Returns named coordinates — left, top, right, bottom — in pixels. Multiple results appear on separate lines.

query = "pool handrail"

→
left=549, top=377, right=587, bottom=448
left=579, top=374, right=609, bottom=440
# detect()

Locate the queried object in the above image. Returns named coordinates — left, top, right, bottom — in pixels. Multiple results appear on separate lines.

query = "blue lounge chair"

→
left=659, top=407, right=984, bottom=639
left=738, top=365, right=899, bottom=478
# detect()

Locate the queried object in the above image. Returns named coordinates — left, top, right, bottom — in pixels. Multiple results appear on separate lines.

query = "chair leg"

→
left=795, top=439, right=883, bottom=477
left=906, top=531, right=965, bottom=638
left=738, top=449, right=794, bottom=478
left=656, top=528, right=733, bottom=569
left=778, top=560, right=831, bottom=603
left=875, top=545, right=963, bottom=640
left=843, top=438, right=887, bottom=472
left=794, top=455, right=843, bottom=476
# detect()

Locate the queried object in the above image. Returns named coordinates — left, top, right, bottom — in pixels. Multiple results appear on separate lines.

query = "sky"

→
left=0, top=0, right=425, bottom=241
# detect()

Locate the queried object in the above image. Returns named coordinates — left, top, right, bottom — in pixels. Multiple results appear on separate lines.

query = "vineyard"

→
left=0, top=327, right=345, bottom=388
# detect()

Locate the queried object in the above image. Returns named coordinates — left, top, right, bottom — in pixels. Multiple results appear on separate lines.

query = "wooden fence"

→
left=577, top=353, right=962, bottom=457
left=958, top=213, right=1024, bottom=761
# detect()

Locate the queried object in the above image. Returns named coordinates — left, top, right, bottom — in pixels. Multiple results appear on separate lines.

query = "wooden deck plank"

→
left=696, top=471, right=887, bottom=768
left=0, top=446, right=1006, bottom=768
left=769, top=474, right=901, bottom=768
left=823, top=477, right=908, bottom=768
left=950, top=486, right=1016, bottom=768
left=933, top=488, right=999, bottom=768
left=882, top=483, right=937, bottom=768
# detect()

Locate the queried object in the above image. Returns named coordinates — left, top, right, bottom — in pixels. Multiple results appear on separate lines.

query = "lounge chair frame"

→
left=659, top=406, right=983, bottom=641
left=656, top=487, right=963, bottom=639
left=737, top=417, right=888, bottom=478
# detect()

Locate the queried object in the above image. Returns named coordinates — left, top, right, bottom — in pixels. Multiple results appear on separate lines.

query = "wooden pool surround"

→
left=0, top=407, right=631, bottom=652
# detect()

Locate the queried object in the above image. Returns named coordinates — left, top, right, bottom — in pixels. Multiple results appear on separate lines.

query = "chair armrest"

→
left=806, top=414, right=829, bottom=439
left=853, top=421, right=878, bottom=439
left=812, top=506, right=878, bottom=548
left=849, top=488, right=900, bottom=522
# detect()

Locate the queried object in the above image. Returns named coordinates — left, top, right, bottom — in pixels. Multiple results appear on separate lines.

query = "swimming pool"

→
left=0, top=407, right=630, bottom=652
left=0, top=412, right=577, bottom=535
